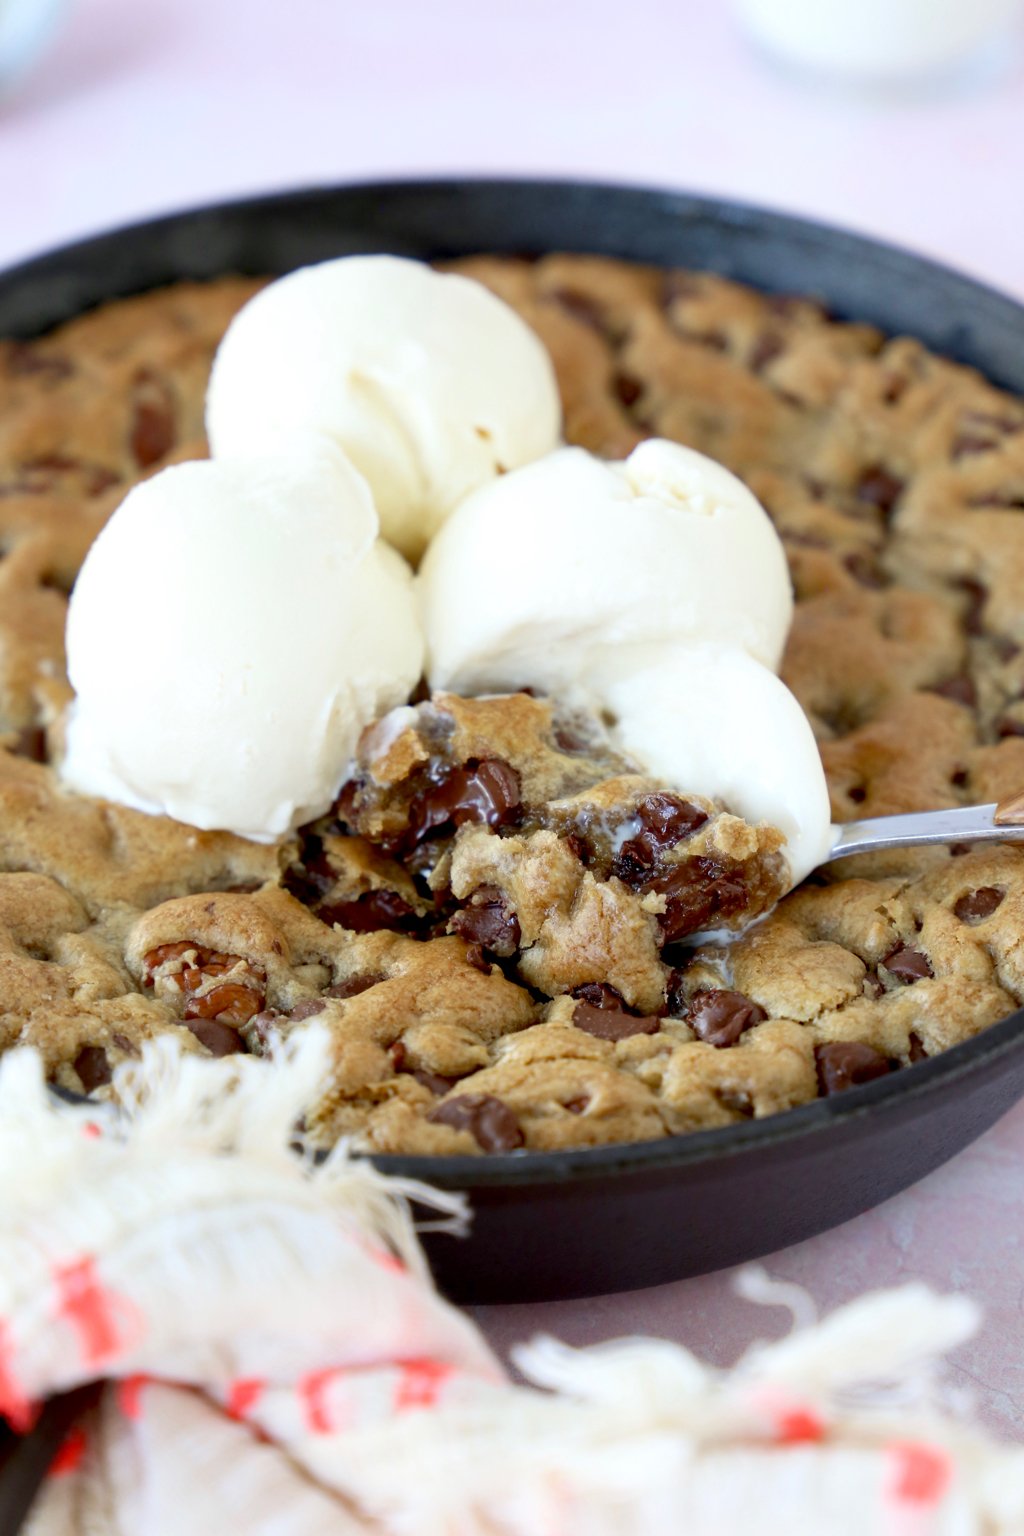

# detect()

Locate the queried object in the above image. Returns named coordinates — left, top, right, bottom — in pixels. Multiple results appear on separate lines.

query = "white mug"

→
left=735, top=0, right=1024, bottom=84
left=0, top=0, right=66, bottom=95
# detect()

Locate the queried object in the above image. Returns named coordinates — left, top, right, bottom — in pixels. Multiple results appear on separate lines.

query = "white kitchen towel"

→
left=0, top=1029, right=1018, bottom=1535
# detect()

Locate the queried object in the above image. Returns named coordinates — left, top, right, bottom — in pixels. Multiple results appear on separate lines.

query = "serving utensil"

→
left=827, top=792, right=1024, bottom=863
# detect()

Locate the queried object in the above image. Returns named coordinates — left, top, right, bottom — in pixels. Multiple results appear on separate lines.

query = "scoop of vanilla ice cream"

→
left=420, top=439, right=794, bottom=694
left=62, top=447, right=424, bottom=840
left=205, top=255, right=562, bottom=564
left=598, top=644, right=835, bottom=884
left=419, top=437, right=832, bottom=887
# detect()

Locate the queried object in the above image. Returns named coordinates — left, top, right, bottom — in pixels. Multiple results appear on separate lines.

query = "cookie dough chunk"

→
left=339, top=693, right=790, bottom=1017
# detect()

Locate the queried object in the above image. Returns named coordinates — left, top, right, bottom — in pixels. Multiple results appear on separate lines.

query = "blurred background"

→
left=1, top=0, right=1022, bottom=293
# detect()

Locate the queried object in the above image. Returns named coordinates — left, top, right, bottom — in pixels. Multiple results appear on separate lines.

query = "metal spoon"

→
left=827, top=791, right=1024, bottom=862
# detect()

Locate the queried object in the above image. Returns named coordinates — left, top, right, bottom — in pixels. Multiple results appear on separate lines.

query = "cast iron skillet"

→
left=3, top=179, right=1024, bottom=1305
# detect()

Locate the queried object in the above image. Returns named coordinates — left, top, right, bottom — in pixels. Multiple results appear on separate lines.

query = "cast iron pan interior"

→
left=3, top=179, right=1024, bottom=1303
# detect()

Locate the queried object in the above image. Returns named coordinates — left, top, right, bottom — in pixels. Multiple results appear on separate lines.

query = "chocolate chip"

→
left=930, top=675, right=977, bottom=709
left=953, top=886, right=1004, bottom=923
left=572, top=981, right=627, bottom=1010
left=882, top=945, right=933, bottom=983
left=130, top=370, right=176, bottom=467
left=815, top=1040, right=891, bottom=1095
left=333, top=778, right=360, bottom=827
left=11, top=724, right=46, bottom=762
left=950, top=767, right=969, bottom=789
left=244, top=1010, right=282, bottom=1051
left=414, top=1069, right=458, bottom=1096
left=882, top=373, right=909, bottom=404
left=282, top=833, right=336, bottom=906
left=550, top=287, right=607, bottom=331
left=408, top=758, right=521, bottom=845
left=428, top=1093, right=525, bottom=1152
left=10, top=451, right=80, bottom=494
left=908, top=1032, right=928, bottom=1063
left=749, top=331, right=786, bottom=373
left=565, top=830, right=590, bottom=866
left=855, top=467, right=904, bottom=517
left=464, top=942, right=492, bottom=974
left=843, top=550, right=887, bottom=589
left=10, top=452, right=112, bottom=498
left=553, top=723, right=591, bottom=755
left=654, top=859, right=749, bottom=943
left=401, top=841, right=445, bottom=895
left=664, top=966, right=691, bottom=1017
left=563, top=1096, right=590, bottom=1114
left=407, top=1064, right=454, bottom=1096
left=953, top=436, right=994, bottom=460
left=282, top=869, right=321, bottom=908
left=572, top=1000, right=660, bottom=1041
left=964, top=410, right=1023, bottom=435
left=449, top=885, right=520, bottom=957
left=6, top=342, right=73, bottom=382
left=389, top=1041, right=457, bottom=1096
left=324, top=974, right=385, bottom=999
left=316, top=890, right=416, bottom=934
left=612, top=794, right=709, bottom=886
left=73, top=1045, right=111, bottom=1091
left=848, top=784, right=867, bottom=804
left=966, top=491, right=1024, bottom=511
left=87, top=465, right=121, bottom=497
left=289, top=998, right=327, bottom=1021
left=959, top=578, right=988, bottom=636
left=612, top=370, right=644, bottom=407
left=186, top=1017, right=244, bottom=1056
left=687, top=989, right=767, bottom=1048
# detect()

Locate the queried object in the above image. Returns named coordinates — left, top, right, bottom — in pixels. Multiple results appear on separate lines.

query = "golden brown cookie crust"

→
left=3, top=256, right=1024, bottom=1153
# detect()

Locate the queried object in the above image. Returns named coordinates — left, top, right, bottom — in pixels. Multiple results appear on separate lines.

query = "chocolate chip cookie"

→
left=3, top=255, right=1024, bottom=1154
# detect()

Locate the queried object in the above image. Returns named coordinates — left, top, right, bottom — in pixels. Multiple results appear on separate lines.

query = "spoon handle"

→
left=0, top=1382, right=101, bottom=1534
left=830, top=792, right=1024, bottom=862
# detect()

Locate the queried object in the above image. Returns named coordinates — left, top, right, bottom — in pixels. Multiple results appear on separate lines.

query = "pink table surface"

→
left=4, top=0, right=1024, bottom=1442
